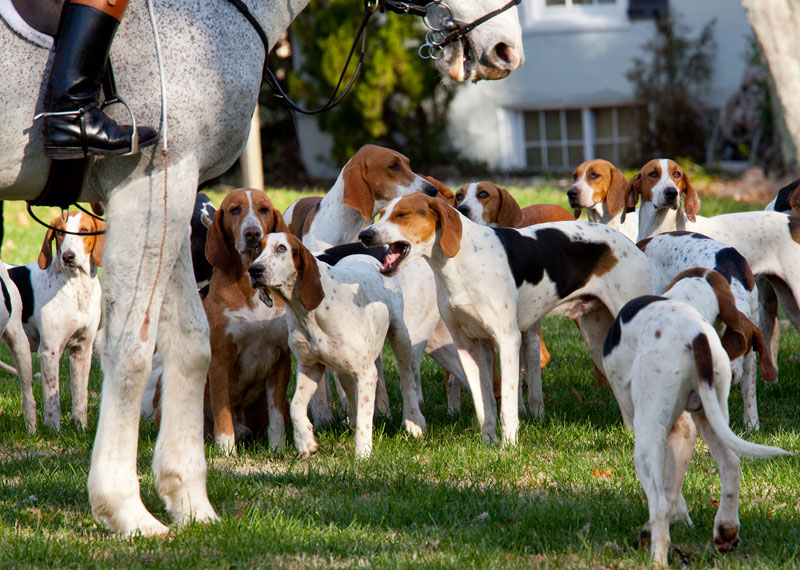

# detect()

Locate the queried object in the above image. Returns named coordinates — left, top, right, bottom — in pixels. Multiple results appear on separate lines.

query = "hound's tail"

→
left=692, top=333, right=791, bottom=459
left=0, top=359, right=18, bottom=376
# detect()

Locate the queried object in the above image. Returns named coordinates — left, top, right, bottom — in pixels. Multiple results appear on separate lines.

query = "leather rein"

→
left=226, top=0, right=523, bottom=115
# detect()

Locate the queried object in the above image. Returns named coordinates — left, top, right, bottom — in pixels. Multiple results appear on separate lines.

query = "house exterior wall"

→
left=447, top=0, right=753, bottom=170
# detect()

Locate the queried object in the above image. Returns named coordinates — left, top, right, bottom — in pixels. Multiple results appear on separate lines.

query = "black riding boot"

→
left=42, top=1, right=158, bottom=159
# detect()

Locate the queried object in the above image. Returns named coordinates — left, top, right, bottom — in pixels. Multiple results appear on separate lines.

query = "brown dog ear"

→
left=428, top=198, right=463, bottom=257
left=205, top=210, right=237, bottom=272
left=622, top=172, right=642, bottom=224
left=271, top=207, right=290, bottom=234
left=705, top=270, right=748, bottom=360
left=605, top=166, right=629, bottom=217
left=682, top=171, right=701, bottom=222
left=342, top=158, right=374, bottom=222
left=38, top=228, right=55, bottom=270
left=740, top=316, right=778, bottom=382
left=496, top=186, right=524, bottom=228
left=92, top=219, right=106, bottom=267
left=297, top=239, right=324, bottom=311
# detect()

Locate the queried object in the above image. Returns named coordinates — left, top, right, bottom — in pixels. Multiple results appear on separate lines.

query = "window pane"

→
left=568, top=144, right=584, bottom=166
left=572, top=0, right=594, bottom=4
left=526, top=147, right=543, bottom=169
left=566, top=110, right=582, bottom=140
left=524, top=112, right=541, bottom=143
left=594, top=108, right=613, bottom=139
left=618, top=106, right=641, bottom=138
left=547, top=146, right=564, bottom=168
left=545, top=0, right=566, bottom=5
left=545, top=111, right=562, bottom=142
left=595, top=143, right=615, bottom=162
left=618, top=141, right=640, bottom=167
left=597, top=0, right=617, bottom=3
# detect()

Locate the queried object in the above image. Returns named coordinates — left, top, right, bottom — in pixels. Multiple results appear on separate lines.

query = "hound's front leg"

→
left=68, top=342, right=93, bottom=429
left=266, top=350, right=291, bottom=451
left=496, top=331, right=522, bottom=446
left=452, top=331, right=497, bottom=444
left=292, top=363, right=326, bottom=456
left=38, top=345, right=62, bottom=431
left=353, top=365, right=379, bottom=459
left=521, top=324, right=543, bottom=417
left=152, top=237, right=217, bottom=527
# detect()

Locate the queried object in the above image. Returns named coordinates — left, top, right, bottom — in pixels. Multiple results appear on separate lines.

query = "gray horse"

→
left=0, top=0, right=523, bottom=535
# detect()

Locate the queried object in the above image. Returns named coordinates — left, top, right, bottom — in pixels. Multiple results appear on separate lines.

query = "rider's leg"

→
left=42, top=0, right=158, bottom=159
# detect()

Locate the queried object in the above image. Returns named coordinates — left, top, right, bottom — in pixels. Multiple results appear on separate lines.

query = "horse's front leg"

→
left=88, top=161, right=198, bottom=536
left=152, top=233, right=217, bottom=526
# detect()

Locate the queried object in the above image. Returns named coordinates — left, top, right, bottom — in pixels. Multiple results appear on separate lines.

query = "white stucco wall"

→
left=447, top=0, right=753, bottom=170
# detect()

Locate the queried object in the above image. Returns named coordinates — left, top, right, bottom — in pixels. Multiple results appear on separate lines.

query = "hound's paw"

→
left=295, top=437, right=319, bottom=457
left=481, top=430, right=500, bottom=446
left=714, top=524, right=740, bottom=553
left=215, top=434, right=237, bottom=456
left=528, top=400, right=545, bottom=418
left=403, top=419, right=425, bottom=438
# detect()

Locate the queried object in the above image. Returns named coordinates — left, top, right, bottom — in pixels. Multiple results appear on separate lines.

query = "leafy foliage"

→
left=627, top=15, right=717, bottom=161
left=289, top=0, right=455, bottom=167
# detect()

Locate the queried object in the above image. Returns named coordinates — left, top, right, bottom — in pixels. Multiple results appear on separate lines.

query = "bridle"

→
left=226, top=0, right=523, bottom=114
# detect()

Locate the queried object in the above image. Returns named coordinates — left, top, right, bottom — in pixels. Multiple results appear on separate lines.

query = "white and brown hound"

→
left=765, top=178, right=800, bottom=217
left=8, top=211, right=104, bottom=430
left=602, top=268, right=788, bottom=566
left=627, top=158, right=800, bottom=372
left=637, top=231, right=771, bottom=429
left=248, top=232, right=425, bottom=459
left=567, top=159, right=638, bottom=242
left=202, top=188, right=291, bottom=453
left=359, top=194, right=651, bottom=445
left=0, top=264, right=36, bottom=432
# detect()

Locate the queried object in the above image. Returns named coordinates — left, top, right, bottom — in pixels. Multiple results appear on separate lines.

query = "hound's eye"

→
left=254, top=245, right=262, bottom=256
left=388, top=162, right=400, bottom=171
left=80, top=227, right=89, bottom=233
left=672, top=171, right=681, bottom=178
left=588, top=172, right=599, bottom=180
left=277, top=244, right=287, bottom=253
left=572, top=173, right=578, bottom=181
left=478, top=191, right=489, bottom=199
left=229, top=206, right=241, bottom=215
left=259, top=206, right=271, bottom=214
left=455, top=193, right=464, bottom=202
left=424, top=187, right=438, bottom=197
left=394, top=212, right=407, bottom=218
left=648, top=171, right=659, bottom=178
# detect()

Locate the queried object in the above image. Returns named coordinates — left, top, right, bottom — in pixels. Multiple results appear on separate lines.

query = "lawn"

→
left=1, top=185, right=798, bottom=569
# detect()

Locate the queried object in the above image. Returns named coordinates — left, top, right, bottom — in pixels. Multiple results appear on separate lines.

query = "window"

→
left=523, top=105, right=645, bottom=172
left=521, top=0, right=629, bottom=32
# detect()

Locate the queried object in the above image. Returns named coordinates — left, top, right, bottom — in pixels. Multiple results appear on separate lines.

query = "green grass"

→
left=1, top=185, right=797, bottom=568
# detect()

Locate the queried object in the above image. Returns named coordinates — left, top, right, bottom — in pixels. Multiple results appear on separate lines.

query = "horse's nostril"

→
left=495, top=42, right=510, bottom=64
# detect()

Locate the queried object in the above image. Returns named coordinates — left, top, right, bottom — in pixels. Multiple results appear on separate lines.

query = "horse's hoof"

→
left=634, top=528, right=651, bottom=550
left=714, top=524, right=740, bottom=553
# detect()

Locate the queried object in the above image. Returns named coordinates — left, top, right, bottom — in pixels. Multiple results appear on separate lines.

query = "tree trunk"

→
left=741, top=0, right=800, bottom=168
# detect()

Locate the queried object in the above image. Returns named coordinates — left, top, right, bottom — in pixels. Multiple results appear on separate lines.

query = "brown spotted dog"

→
left=360, top=194, right=651, bottom=446
left=602, top=268, right=788, bottom=566
left=202, top=188, right=291, bottom=454
left=8, top=211, right=104, bottom=431
left=628, top=158, right=800, bottom=378
left=566, top=159, right=638, bottom=241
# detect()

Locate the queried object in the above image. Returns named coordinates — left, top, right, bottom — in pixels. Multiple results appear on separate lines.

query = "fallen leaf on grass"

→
left=569, top=387, right=583, bottom=403
left=710, top=498, right=719, bottom=507
left=591, top=467, right=612, bottom=479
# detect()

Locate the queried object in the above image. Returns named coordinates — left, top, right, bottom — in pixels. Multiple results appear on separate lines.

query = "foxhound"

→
left=602, top=268, right=789, bottom=566
left=202, top=188, right=291, bottom=453
left=248, top=232, right=425, bottom=459
left=567, top=159, right=639, bottom=242
left=8, top=211, right=104, bottom=430
left=638, top=231, right=770, bottom=429
left=765, top=178, right=800, bottom=217
left=453, top=180, right=576, bottom=413
left=627, top=158, right=800, bottom=372
left=191, top=192, right=217, bottom=291
left=454, top=181, right=574, bottom=228
left=0, top=264, right=36, bottom=432
left=359, top=194, right=651, bottom=445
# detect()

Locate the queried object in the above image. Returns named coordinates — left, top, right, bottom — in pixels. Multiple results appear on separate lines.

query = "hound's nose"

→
left=358, top=228, right=374, bottom=246
left=248, top=264, right=264, bottom=278
left=567, top=187, right=579, bottom=201
left=243, top=226, right=262, bottom=245
left=456, top=205, right=471, bottom=217
left=664, top=188, right=678, bottom=202
left=62, top=251, right=75, bottom=265
left=424, top=184, right=438, bottom=197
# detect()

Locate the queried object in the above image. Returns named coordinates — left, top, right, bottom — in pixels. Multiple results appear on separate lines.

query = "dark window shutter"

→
left=627, top=0, right=669, bottom=19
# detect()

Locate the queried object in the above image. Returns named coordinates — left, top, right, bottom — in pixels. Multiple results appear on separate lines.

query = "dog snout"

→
left=423, top=184, right=438, bottom=197
left=62, top=251, right=76, bottom=266
left=456, top=205, right=471, bottom=217
left=248, top=263, right=265, bottom=279
left=359, top=228, right=375, bottom=246
left=567, top=187, right=579, bottom=205
left=664, top=187, right=678, bottom=203
left=243, top=226, right=262, bottom=246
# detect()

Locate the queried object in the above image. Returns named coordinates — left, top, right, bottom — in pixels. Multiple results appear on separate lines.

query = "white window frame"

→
left=519, top=0, right=630, bottom=34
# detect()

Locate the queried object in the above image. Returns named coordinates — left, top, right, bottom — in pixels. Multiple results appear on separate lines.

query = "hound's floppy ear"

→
left=682, top=171, right=701, bottom=222
left=38, top=228, right=56, bottom=270
left=297, top=239, right=324, bottom=311
left=271, top=207, right=290, bottom=234
left=342, top=158, right=374, bottom=222
left=622, top=171, right=642, bottom=224
left=605, top=166, right=629, bottom=218
left=205, top=210, right=236, bottom=271
left=705, top=270, right=748, bottom=360
left=741, top=316, right=778, bottom=383
left=91, top=220, right=106, bottom=267
left=496, top=186, right=524, bottom=228
left=428, top=198, right=462, bottom=258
